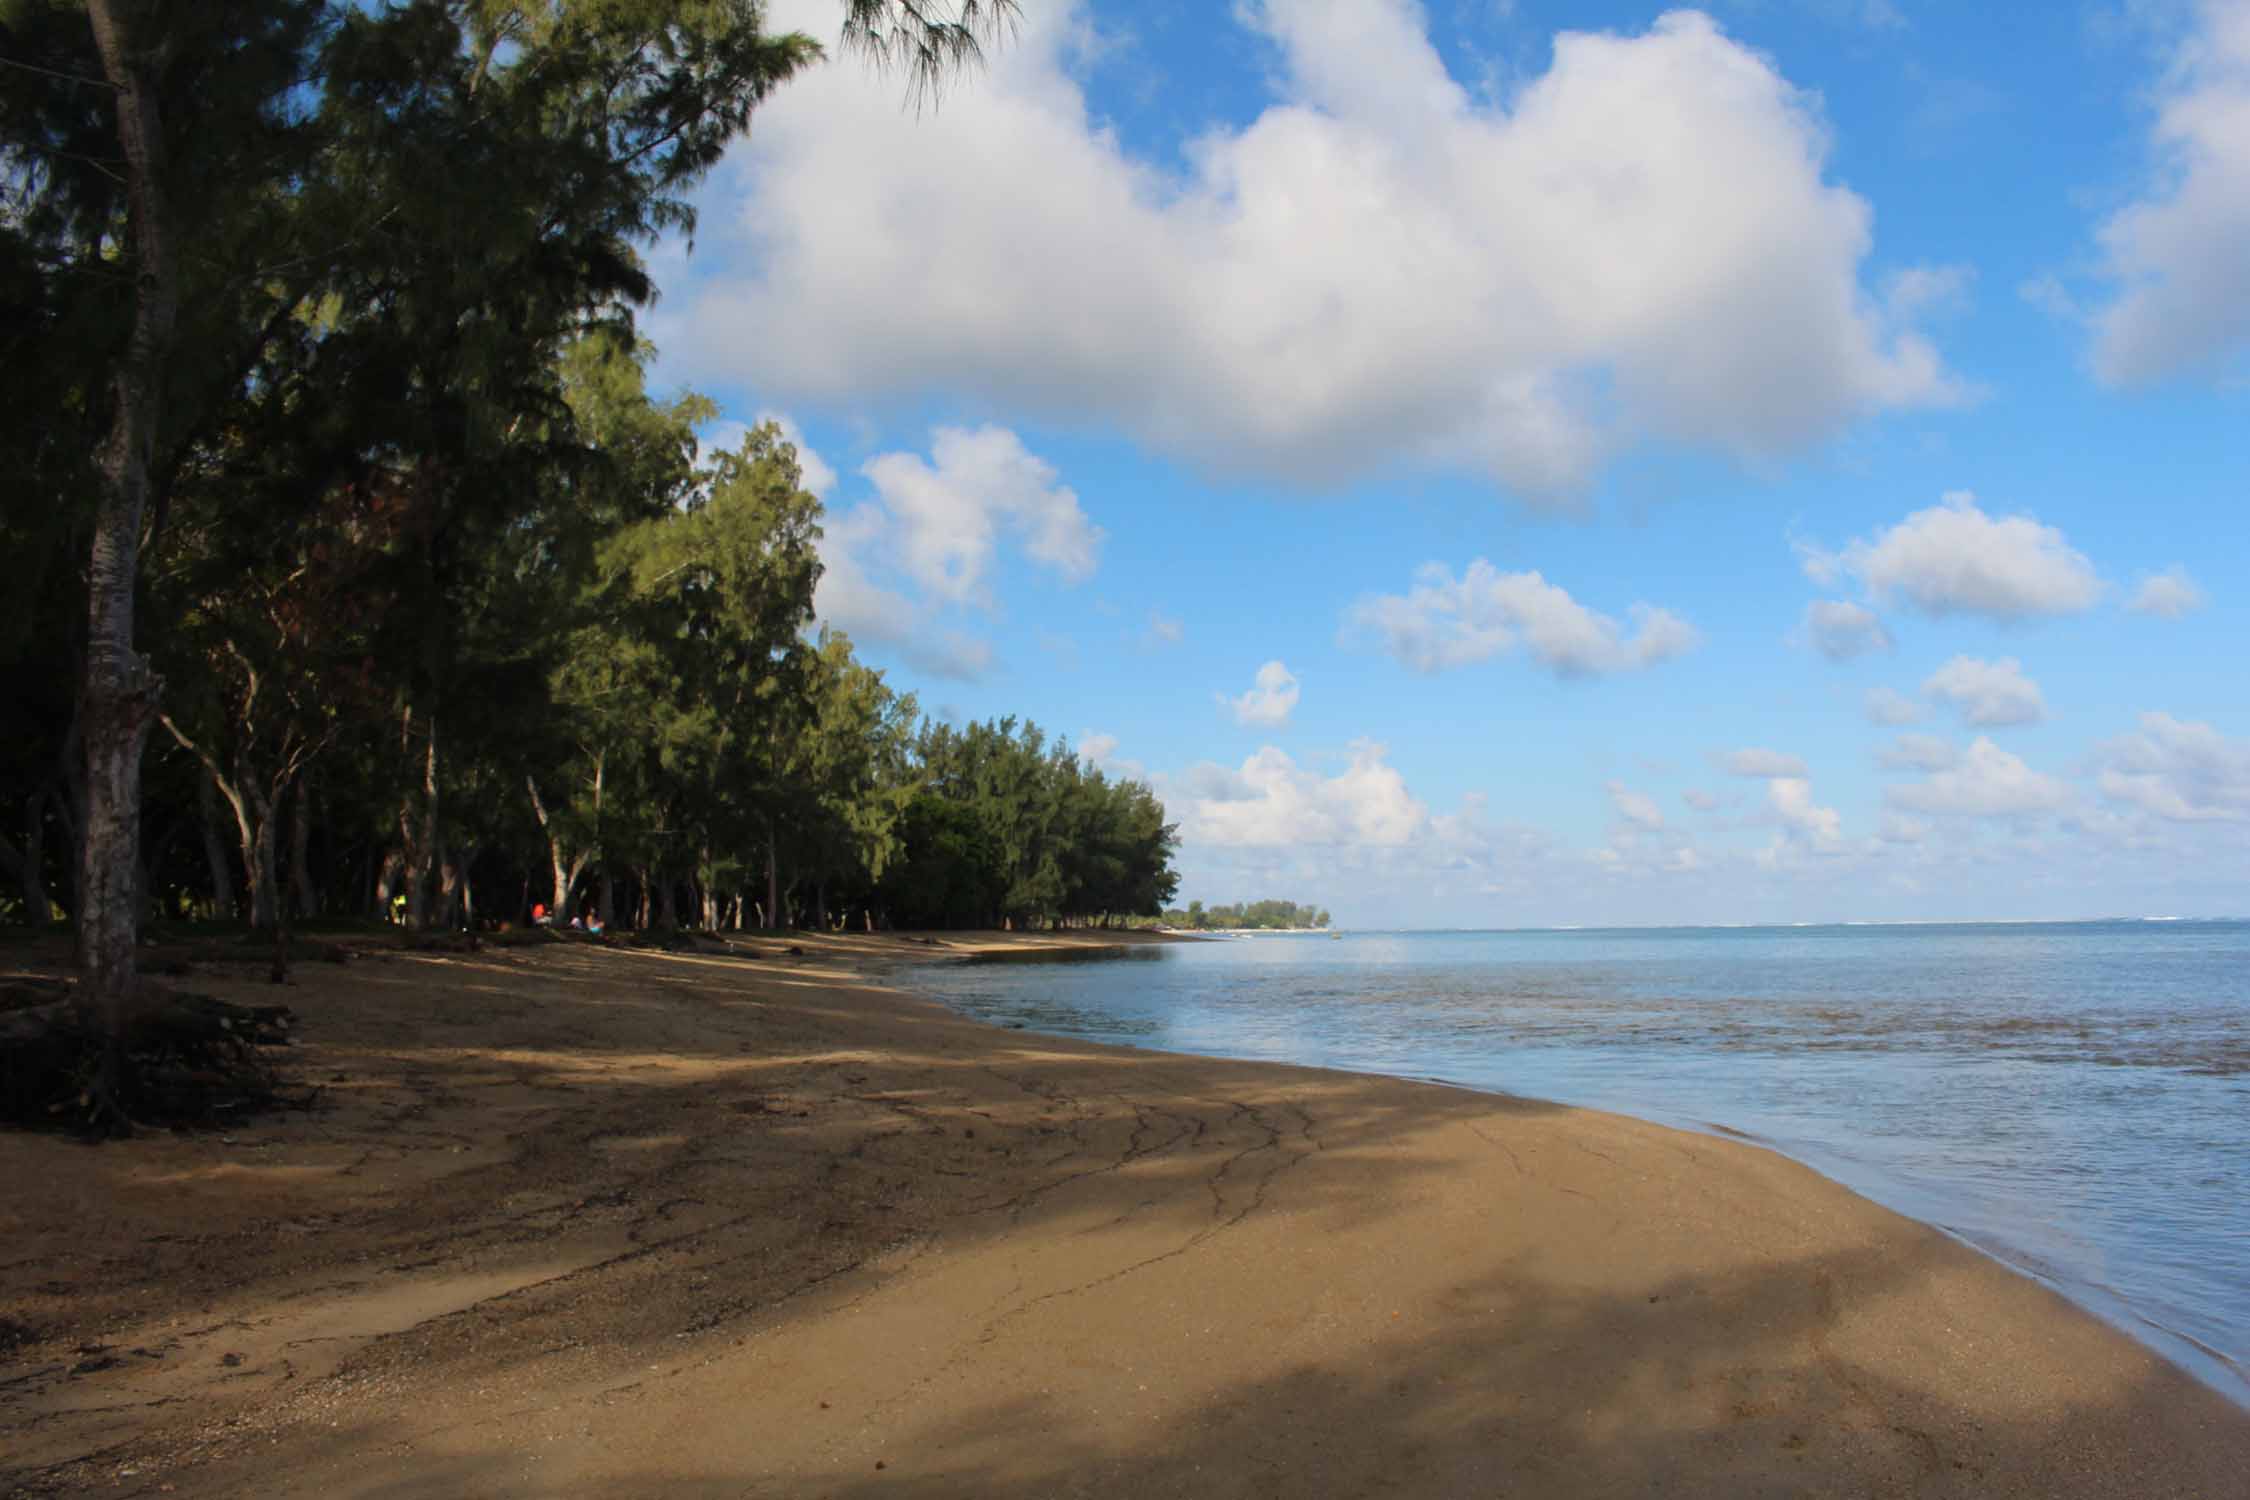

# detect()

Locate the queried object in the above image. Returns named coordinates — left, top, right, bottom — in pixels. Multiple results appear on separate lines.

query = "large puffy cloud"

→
left=2090, top=0, right=2250, bottom=384
left=1800, top=491, right=2103, bottom=620
left=664, top=2, right=1965, bottom=499
left=1347, top=561, right=1697, bottom=676
left=2096, top=712, right=2250, bottom=821
left=1922, top=655, right=2047, bottom=728
left=1886, top=737, right=2069, bottom=817
left=1220, top=661, right=1302, bottom=728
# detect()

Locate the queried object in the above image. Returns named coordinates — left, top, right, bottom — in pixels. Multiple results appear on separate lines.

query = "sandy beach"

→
left=3, top=930, right=2246, bottom=1498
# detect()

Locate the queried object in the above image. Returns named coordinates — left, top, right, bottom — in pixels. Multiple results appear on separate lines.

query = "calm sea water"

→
left=914, top=922, right=2250, bottom=1403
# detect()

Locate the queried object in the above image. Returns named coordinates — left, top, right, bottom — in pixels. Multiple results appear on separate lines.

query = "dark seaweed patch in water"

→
left=960, top=945, right=1165, bottom=967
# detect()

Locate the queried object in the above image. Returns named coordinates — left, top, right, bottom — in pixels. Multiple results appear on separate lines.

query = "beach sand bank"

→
left=3, top=930, right=2245, bottom=1497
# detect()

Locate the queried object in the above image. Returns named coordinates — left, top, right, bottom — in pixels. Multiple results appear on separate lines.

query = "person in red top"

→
left=532, top=902, right=551, bottom=927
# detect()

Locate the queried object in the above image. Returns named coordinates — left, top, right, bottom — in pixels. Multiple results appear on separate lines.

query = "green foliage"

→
left=1160, top=900, right=1331, bottom=931
left=0, top=0, right=1175, bottom=936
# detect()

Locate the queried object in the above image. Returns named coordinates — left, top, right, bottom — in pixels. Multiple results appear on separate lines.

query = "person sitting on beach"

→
left=532, top=902, right=551, bottom=927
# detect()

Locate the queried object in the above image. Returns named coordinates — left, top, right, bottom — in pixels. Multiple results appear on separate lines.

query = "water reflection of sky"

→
left=915, top=924, right=2250, bottom=1404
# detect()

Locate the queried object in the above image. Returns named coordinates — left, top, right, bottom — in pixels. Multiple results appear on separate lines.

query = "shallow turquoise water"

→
left=913, top=921, right=2250, bottom=1403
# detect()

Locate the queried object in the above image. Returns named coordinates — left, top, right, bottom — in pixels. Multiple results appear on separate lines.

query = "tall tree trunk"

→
left=403, top=715, right=440, bottom=930
left=76, top=0, right=180, bottom=1101
left=244, top=783, right=278, bottom=929
left=374, top=848, right=404, bottom=921
left=526, top=775, right=586, bottom=915
left=17, top=796, right=50, bottom=924
left=196, top=778, right=232, bottom=920
left=765, top=821, right=780, bottom=933
left=291, top=774, right=317, bottom=917
left=597, top=871, right=614, bottom=929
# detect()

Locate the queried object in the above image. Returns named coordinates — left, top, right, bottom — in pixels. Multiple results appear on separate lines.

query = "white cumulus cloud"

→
left=809, top=423, right=1097, bottom=678
left=1173, top=741, right=1427, bottom=848
left=665, top=1, right=1966, bottom=500
left=1221, top=661, right=1302, bottom=729
left=813, top=502, right=995, bottom=680
left=1768, top=777, right=1843, bottom=847
left=1886, top=737, right=2069, bottom=817
left=1348, top=560, right=1697, bottom=676
left=2128, top=565, right=2209, bottom=618
left=1798, top=599, right=1894, bottom=660
left=1800, top=491, right=2103, bottom=620
left=2090, top=0, right=2250, bottom=384
left=1922, top=655, right=2047, bottom=728
left=2096, top=712, right=2250, bottom=821
left=861, top=425, right=1103, bottom=607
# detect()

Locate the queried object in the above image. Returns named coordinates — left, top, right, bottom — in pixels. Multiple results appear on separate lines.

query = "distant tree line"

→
left=1160, top=901, right=1331, bottom=931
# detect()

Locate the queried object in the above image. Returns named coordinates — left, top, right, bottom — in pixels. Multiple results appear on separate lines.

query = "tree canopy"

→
left=1, top=0, right=1170, bottom=1109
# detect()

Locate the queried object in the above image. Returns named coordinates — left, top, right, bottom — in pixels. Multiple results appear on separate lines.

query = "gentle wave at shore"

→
left=917, top=920, right=2250, bottom=1403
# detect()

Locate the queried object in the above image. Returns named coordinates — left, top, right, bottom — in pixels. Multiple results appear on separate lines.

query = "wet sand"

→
left=3, top=930, right=2246, bottom=1497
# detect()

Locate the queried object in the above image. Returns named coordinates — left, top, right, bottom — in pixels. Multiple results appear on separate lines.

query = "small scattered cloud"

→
left=1798, top=491, right=2103, bottom=620
left=1923, top=655, right=2048, bottom=727
left=1221, top=660, right=1301, bottom=729
left=1879, top=811, right=1931, bottom=844
left=1768, top=776, right=1843, bottom=847
left=1798, top=599, right=1894, bottom=661
left=1883, top=263, right=1976, bottom=321
left=1348, top=560, right=1697, bottom=677
left=1606, top=780, right=1666, bottom=830
left=1876, top=733, right=1961, bottom=772
left=1681, top=787, right=1721, bottom=811
left=1146, top=610, right=1186, bottom=646
left=1864, top=686, right=1927, bottom=726
left=1079, top=731, right=1121, bottom=766
left=1886, top=736, right=2069, bottom=816
left=2127, top=565, right=2208, bottom=618
left=2096, top=711, right=2250, bottom=821
left=1720, top=747, right=1811, bottom=779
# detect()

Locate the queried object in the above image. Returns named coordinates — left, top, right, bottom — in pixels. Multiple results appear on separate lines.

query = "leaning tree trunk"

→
left=77, top=0, right=179, bottom=1077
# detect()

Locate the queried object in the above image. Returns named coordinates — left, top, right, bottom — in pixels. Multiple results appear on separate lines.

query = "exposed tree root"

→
left=0, top=979, right=308, bottom=1137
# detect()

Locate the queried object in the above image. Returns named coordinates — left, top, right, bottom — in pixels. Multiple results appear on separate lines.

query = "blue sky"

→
left=645, top=0, right=2249, bottom=927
